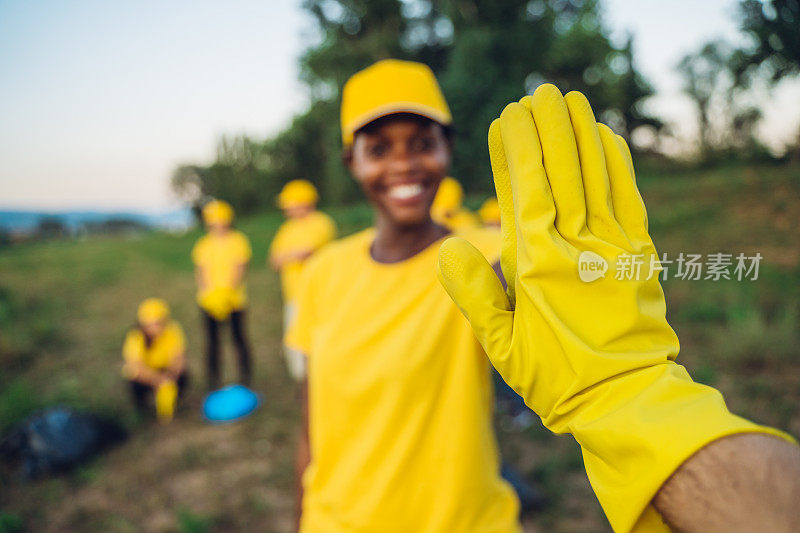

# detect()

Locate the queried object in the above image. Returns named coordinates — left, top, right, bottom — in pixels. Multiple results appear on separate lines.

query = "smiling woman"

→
left=343, top=112, right=452, bottom=254
left=286, top=59, right=521, bottom=532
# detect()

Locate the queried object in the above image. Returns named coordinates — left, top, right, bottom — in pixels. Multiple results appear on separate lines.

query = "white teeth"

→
left=387, top=183, right=423, bottom=200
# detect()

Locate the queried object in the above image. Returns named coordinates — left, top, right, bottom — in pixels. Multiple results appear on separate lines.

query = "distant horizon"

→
left=0, top=206, right=195, bottom=233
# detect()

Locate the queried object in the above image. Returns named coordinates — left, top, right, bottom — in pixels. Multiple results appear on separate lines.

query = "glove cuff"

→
left=564, top=362, right=794, bottom=532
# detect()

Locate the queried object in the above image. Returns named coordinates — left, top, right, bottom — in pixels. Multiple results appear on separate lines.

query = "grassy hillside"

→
left=1, top=163, right=798, bottom=532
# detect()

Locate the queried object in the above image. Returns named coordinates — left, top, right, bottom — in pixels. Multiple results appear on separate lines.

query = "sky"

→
left=1, top=0, right=798, bottom=211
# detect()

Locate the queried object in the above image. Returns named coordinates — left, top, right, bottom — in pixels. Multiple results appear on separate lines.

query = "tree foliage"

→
left=733, top=0, right=800, bottom=85
left=676, top=0, right=800, bottom=162
left=174, top=0, right=659, bottom=211
left=677, top=40, right=767, bottom=162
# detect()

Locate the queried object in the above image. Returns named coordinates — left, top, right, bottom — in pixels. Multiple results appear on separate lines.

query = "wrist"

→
left=560, top=362, right=792, bottom=532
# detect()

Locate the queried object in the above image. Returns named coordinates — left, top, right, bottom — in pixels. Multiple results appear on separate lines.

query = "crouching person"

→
left=122, top=298, right=188, bottom=423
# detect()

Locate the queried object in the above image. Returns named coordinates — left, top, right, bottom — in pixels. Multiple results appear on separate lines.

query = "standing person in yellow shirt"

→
left=478, top=197, right=501, bottom=228
left=122, top=298, right=188, bottom=423
left=286, top=59, right=521, bottom=532
left=269, top=180, right=337, bottom=381
left=192, top=200, right=253, bottom=390
left=430, top=176, right=481, bottom=230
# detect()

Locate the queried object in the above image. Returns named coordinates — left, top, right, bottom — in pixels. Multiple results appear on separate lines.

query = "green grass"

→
left=0, top=162, right=798, bottom=532
left=177, top=508, right=214, bottom=533
left=0, top=512, right=23, bottom=533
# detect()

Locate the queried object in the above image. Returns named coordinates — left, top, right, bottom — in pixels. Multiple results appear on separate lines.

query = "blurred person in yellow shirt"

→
left=478, top=197, right=501, bottom=228
left=269, top=180, right=337, bottom=381
left=287, top=59, right=521, bottom=532
left=430, top=176, right=480, bottom=230
left=122, top=298, right=188, bottom=423
left=192, top=200, right=253, bottom=390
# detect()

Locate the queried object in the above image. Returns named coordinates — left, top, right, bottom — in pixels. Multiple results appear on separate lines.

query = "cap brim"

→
left=345, top=102, right=452, bottom=145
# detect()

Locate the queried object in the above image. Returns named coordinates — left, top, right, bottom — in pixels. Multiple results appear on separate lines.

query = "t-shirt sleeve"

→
left=191, top=238, right=204, bottom=266
left=458, top=227, right=501, bottom=265
left=269, top=225, right=286, bottom=258
left=236, top=232, right=252, bottom=264
left=284, top=256, right=321, bottom=354
left=170, top=323, right=186, bottom=357
left=320, top=214, right=337, bottom=246
left=122, top=330, right=144, bottom=364
left=482, top=228, right=501, bottom=265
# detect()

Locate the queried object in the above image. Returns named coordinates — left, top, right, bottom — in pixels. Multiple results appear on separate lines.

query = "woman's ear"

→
left=341, top=146, right=354, bottom=171
left=439, top=124, right=454, bottom=160
left=442, top=133, right=453, bottom=169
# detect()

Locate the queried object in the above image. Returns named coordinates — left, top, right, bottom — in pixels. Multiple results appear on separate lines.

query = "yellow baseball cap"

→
left=432, top=176, right=464, bottom=215
left=202, top=199, right=234, bottom=226
left=340, top=59, right=452, bottom=146
left=138, top=298, right=170, bottom=324
left=277, top=179, right=319, bottom=209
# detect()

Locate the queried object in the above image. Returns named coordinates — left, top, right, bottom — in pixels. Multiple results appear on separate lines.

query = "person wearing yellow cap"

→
left=430, top=176, right=481, bottom=230
left=192, top=199, right=253, bottom=390
left=269, top=180, right=337, bottom=381
left=122, top=298, right=188, bottom=423
left=286, top=59, right=522, bottom=532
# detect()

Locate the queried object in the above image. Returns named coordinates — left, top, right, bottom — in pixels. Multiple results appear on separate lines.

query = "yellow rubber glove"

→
left=199, top=287, right=234, bottom=321
left=437, top=84, right=792, bottom=532
left=155, top=380, right=178, bottom=423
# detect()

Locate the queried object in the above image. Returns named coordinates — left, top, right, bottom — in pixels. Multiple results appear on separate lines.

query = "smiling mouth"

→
left=387, top=183, right=425, bottom=201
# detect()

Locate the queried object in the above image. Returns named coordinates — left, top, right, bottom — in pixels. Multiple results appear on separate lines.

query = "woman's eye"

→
left=367, top=143, right=388, bottom=158
left=410, top=137, right=435, bottom=152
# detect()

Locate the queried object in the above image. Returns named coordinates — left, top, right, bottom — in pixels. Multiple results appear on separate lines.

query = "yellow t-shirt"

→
left=286, top=227, right=519, bottom=533
left=191, top=229, right=252, bottom=312
left=269, top=211, right=337, bottom=303
left=122, top=321, right=185, bottom=372
left=434, top=207, right=481, bottom=230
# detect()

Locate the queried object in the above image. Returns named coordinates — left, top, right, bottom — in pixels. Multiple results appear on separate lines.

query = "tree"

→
left=678, top=40, right=767, bottom=161
left=35, top=217, right=68, bottom=240
left=172, top=136, right=274, bottom=215
left=173, top=0, right=660, bottom=209
left=678, top=42, right=729, bottom=156
left=438, top=0, right=660, bottom=189
left=733, top=0, right=800, bottom=85
left=171, top=164, right=207, bottom=216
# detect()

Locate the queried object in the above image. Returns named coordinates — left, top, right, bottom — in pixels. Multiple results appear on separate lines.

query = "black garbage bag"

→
left=0, top=405, right=127, bottom=478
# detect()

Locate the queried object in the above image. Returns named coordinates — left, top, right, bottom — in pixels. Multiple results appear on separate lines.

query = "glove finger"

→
left=616, top=134, right=636, bottom=183
left=497, top=102, right=559, bottom=269
left=437, top=237, right=513, bottom=361
left=564, top=91, right=630, bottom=250
left=526, top=84, right=588, bottom=242
left=488, top=118, right=517, bottom=306
left=616, top=134, right=649, bottom=235
left=598, top=123, right=651, bottom=249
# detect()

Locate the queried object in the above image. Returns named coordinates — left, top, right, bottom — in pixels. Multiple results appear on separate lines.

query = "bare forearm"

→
left=195, top=267, right=207, bottom=291
left=128, top=363, right=165, bottom=387
left=295, top=432, right=309, bottom=530
left=272, top=250, right=315, bottom=270
left=231, top=263, right=247, bottom=287
left=654, top=433, right=800, bottom=532
left=166, top=353, right=186, bottom=380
